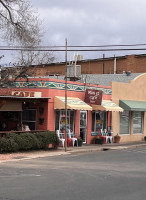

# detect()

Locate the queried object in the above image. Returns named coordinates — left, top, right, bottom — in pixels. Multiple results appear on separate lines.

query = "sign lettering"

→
left=85, top=89, right=102, bottom=105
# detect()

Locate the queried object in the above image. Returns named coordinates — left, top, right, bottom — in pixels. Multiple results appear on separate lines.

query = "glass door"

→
left=80, top=111, right=87, bottom=143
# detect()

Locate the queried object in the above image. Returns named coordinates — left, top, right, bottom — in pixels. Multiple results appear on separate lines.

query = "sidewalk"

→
left=0, top=141, right=146, bottom=163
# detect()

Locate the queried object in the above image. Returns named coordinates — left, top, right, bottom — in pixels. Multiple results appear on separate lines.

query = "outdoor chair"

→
left=56, top=130, right=65, bottom=148
left=67, top=130, right=78, bottom=147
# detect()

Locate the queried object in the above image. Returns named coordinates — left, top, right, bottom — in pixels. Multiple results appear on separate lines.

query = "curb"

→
left=0, top=143, right=146, bottom=163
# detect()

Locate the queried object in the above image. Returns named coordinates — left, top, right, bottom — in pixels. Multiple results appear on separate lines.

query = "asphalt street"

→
left=0, top=147, right=146, bottom=200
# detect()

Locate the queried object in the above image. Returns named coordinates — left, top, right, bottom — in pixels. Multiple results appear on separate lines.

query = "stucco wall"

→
left=111, top=74, right=146, bottom=142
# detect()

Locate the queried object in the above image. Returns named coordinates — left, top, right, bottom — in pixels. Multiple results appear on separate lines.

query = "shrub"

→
left=0, top=137, right=19, bottom=153
left=35, top=131, right=60, bottom=150
left=18, top=133, right=40, bottom=151
left=0, top=131, right=60, bottom=153
left=35, top=131, right=49, bottom=150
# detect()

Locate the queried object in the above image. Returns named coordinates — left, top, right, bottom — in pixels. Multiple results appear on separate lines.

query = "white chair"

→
left=68, top=130, right=78, bottom=147
left=100, top=129, right=112, bottom=143
left=56, top=130, right=65, bottom=148
left=104, top=129, right=113, bottom=143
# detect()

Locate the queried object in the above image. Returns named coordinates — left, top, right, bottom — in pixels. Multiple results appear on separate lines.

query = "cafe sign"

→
left=12, top=91, right=42, bottom=98
left=85, top=89, right=102, bottom=105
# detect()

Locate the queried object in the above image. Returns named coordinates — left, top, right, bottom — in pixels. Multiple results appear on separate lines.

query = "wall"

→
left=27, top=54, right=146, bottom=76
left=0, top=77, right=111, bottom=144
left=111, top=74, right=146, bottom=142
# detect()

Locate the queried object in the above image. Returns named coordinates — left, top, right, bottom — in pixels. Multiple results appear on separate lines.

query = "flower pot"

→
left=78, top=140, right=83, bottom=147
left=114, top=136, right=121, bottom=143
left=95, top=138, right=104, bottom=145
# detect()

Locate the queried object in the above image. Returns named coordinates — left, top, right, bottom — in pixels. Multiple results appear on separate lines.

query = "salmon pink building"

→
left=0, top=77, right=122, bottom=144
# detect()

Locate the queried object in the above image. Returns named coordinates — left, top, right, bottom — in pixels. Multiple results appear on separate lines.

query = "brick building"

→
left=27, top=54, right=146, bottom=76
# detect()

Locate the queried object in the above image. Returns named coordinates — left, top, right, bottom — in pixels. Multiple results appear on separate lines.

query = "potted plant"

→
left=114, top=134, right=121, bottom=143
left=77, top=137, right=83, bottom=147
left=95, top=136, right=104, bottom=145
left=92, top=136, right=104, bottom=145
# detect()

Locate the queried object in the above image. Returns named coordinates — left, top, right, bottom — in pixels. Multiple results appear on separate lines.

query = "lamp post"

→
left=65, top=39, right=68, bottom=152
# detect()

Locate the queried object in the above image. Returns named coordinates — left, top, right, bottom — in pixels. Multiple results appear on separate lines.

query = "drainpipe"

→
left=114, top=55, right=116, bottom=74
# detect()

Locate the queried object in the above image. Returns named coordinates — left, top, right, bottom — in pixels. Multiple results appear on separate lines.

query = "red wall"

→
left=0, top=78, right=111, bottom=144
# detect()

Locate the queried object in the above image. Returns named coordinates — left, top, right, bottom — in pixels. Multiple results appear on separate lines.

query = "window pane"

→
left=133, top=111, right=142, bottom=134
left=92, top=112, right=95, bottom=131
left=22, top=110, right=36, bottom=121
left=120, top=111, right=130, bottom=134
left=22, top=109, right=36, bottom=130
left=55, top=110, right=60, bottom=130
left=92, top=111, right=105, bottom=132
left=70, top=111, right=74, bottom=132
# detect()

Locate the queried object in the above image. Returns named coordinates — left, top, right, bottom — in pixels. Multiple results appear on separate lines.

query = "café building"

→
left=0, top=77, right=123, bottom=144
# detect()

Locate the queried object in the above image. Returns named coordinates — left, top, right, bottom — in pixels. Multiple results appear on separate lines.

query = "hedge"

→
left=0, top=131, right=60, bottom=153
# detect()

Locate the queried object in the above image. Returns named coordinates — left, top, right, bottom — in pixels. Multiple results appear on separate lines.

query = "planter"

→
left=78, top=140, right=83, bottom=147
left=114, top=136, right=121, bottom=143
left=95, top=138, right=104, bottom=145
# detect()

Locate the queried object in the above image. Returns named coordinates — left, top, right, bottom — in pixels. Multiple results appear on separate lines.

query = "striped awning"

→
left=91, top=100, right=123, bottom=112
left=54, top=96, right=92, bottom=110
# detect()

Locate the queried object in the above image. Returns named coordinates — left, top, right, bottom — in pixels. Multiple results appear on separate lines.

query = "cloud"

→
left=2, top=0, right=146, bottom=63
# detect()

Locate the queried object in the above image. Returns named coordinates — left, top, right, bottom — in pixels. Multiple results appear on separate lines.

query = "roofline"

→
left=0, top=96, right=51, bottom=101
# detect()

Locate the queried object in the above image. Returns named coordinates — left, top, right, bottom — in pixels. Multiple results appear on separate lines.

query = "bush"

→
left=18, top=133, right=40, bottom=151
left=0, top=137, right=19, bottom=153
left=0, top=131, right=59, bottom=153
left=35, top=131, right=60, bottom=150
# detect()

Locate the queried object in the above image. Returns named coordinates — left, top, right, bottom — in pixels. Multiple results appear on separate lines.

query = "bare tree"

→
left=0, top=0, right=42, bottom=46
left=16, top=50, right=56, bottom=66
left=0, top=0, right=57, bottom=87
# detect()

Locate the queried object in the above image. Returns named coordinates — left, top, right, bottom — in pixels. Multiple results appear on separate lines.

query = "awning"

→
left=91, top=100, right=123, bottom=112
left=54, top=96, right=92, bottom=110
left=0, top=100, right=22, bottom=111
left=119, top=100, right=146, bottom=111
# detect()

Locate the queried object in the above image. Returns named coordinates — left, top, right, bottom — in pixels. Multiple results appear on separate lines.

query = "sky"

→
left=1, top=0, right=146, bottom=64
left=29, top=0, right=146, bottom=61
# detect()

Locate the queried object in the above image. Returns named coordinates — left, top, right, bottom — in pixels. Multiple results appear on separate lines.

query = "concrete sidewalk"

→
left=0, top=141, right=146, bottom=163
left=61, top=141, right=146, bottom=153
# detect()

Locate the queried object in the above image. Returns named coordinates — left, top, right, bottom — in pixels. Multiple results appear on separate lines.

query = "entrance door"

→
left=80, top=111, right=87, bottom=143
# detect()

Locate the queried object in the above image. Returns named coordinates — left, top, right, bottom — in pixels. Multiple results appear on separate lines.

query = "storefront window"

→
left=55, top=110, right=75, bottom=132
left=133, top=111, right=143, bottom=134
left=22, top=109, right=36, bottom=130
left=92, top=111, right=106, bottom=132
left=120, top=111, right=130, bottom=134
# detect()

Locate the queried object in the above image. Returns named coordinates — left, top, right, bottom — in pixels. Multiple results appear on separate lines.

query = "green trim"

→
left=8, top=81, right=111, bottom=95
left=120, top=100, right=146, bottom=111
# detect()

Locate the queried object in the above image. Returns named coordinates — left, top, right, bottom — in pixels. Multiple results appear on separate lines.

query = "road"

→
left=0, top=147, right=146, bottom=200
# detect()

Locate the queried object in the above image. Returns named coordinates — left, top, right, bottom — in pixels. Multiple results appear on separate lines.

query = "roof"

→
left=80, top=73, right=142, bottom=86
left=27, top=73, right=142, bottom=86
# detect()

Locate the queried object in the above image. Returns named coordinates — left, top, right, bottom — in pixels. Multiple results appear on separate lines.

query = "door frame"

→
left=80, top=110, right=87, bottom=143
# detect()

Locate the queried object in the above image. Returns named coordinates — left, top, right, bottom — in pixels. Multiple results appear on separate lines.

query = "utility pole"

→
left=103, top=54, right=105, bottom=74
left=65, top=39, right=67, bottom=152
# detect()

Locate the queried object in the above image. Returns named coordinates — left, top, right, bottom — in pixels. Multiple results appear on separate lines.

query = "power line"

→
left=1, top=43, right=146, bottom=48
left=1, top=48, right=146, bottom=52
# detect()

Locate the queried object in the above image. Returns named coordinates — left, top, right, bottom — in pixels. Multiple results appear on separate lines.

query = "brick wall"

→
left=27, top=54, right=146, bottom=76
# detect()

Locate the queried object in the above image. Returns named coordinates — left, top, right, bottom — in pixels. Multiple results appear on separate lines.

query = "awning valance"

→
left=119, top=100, right=146, bottom=111
left=54, top=96, right=92, bottom=110
left=0, top=100, right=22, bottom=111
left=91, top=100, right=123, bottom=112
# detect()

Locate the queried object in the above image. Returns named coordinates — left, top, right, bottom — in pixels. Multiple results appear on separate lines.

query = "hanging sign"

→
left=85, top=89, right=102, bottom=105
